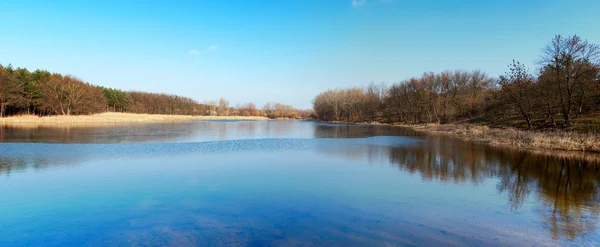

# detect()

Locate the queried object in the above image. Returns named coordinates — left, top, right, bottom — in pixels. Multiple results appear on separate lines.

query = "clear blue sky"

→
left=1, top=0, right=598, bottom=109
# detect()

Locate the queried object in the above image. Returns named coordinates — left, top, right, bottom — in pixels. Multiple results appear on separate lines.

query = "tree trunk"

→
left=548, top=113, right=555, bottom=127
left=546, top=102, right=555, bottom=127
left=576, top=97, right=584, bottom=119
left=563, top=111, right=570, bottom=126
left=520, top=110, right=531, bottom=129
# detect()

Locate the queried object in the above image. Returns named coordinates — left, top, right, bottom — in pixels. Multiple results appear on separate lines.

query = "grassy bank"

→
left=0, top=112, right=268, bottom=127
left=407, top=123, right=600, bottom=153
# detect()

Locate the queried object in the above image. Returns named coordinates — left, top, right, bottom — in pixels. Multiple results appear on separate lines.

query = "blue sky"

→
left=1, top=0, right=599, bottom=109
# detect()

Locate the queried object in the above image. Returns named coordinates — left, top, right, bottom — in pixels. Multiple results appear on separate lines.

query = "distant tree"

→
left=312, top=89, right=345, bottom=121
left=263, top=102, right=275, bottom=117
left=314, top=70, right=495, bottom=124
left=217, top=97, right=230, bottom=116
left=498, top=60, right=536, bottom=128
left=540, top=35, right=600, bottom=126
left=102, top=87, right=133, bottom=112
left=538, top=69, right=559, bottom=126
left=203, top=100, right=218, bottom=115
left=38, top=74, right=105, bottom=115
left=130, top=91, right=201, bottom=115
left=363, top=82, right=383, bottom=122
left=239, top=102, right=258, bottom=116
left=468, top=70, right=495, bottom=116
left=62, top=76, right=89, bottom=115
left=24, top=70, right=48, bottom=115
left=0, top=65, right=23, bottom=117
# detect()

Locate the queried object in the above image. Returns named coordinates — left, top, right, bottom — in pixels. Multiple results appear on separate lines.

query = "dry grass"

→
left=410, top=123, right=600, bottom=153
left=0, top=112, right=268, bottom=127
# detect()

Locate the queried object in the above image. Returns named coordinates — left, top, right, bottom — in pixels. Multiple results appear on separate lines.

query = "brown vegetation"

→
left=39, top=74, right=106, bottom=115
left=0, top=64, right=309, bottom=120
left=0, top=112, right=268, bottom=127
left=410, top=124, right=600, bottom=153
left=312, top=34, right=600, bottom=152
left=263, top=102, right=311, bottom=119
left=322, top=137, right=600, bottom=240
left=313, top=82, right=386, bottom=122
left=313, top=35, right=600, bottom=140
left=313, top=35, right=600, bottom=132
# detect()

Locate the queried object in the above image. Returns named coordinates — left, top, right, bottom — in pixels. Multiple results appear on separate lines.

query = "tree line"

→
left=0, top=65, right=308, bottom=118
left=313, top=35, right=600, bottom=130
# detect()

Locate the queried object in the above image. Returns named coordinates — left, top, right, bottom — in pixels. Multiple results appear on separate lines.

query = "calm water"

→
left=0, top=120, right=598, bottom=246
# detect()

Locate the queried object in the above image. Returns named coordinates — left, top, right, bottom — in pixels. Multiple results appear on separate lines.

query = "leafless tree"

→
left=217, top=97, right=230, bottom=116
left=540, top=35, right=600, bottom=126
left=498, top=61, right=536, bottom=128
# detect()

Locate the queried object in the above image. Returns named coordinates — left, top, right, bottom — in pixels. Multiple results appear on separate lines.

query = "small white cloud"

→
left=352, top=0, right=367, bottom=7
left=352, top=0, right=391, bottom=7
left=188, top=49, right=200, bottom=55
left=207, top=45, right=218, bottom=52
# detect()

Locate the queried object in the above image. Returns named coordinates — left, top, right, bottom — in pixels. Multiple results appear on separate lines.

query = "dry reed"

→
left=411, top=124, right=600, bottom=153
left=0, top=112, right=268, bottom=126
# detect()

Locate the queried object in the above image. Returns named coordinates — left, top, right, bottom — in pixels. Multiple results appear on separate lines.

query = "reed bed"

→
left=411, top=124, right=600, bottom=153
left=0, top=112, right=268, bottom=126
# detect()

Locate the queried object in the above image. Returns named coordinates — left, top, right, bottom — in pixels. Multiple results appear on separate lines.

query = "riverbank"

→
left=0, top=112, right=269, bottom=127
left=324, top=120, right=600, bottom=153
left=402, top=123, right=600, bottom=153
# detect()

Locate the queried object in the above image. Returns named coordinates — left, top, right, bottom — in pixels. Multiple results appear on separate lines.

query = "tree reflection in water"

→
left=0, top=122, right=597, bottom=242
left=314, top=124, right=599, bottom=241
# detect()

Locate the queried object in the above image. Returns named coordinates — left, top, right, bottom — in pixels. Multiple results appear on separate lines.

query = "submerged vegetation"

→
left=0, top=66, right=310, bottom=119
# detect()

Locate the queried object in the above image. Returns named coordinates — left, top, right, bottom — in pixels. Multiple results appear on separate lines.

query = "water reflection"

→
left=0, top=157, right=26, bottom=175
left=313, top=131, right=600, bottom=241
left=0, top=121, right=415, bottom=143
left=0, top=122, right=199, bottom=143
left=0, top=121, right=598, bottom=243
left=0, top=154, right=85, bottom=176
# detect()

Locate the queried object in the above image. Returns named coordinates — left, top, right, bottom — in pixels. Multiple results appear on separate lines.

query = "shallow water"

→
left=0, top=120, right=598, bottom=246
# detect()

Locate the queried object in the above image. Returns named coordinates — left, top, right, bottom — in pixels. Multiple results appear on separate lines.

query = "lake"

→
left=0, top=120, right=598, bottom=246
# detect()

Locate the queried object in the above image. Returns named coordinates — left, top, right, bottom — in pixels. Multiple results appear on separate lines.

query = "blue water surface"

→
left=0, top=121, right=598, bottom=246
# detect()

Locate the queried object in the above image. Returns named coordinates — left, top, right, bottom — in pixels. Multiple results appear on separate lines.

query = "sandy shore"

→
left=0, top=112, right=268, bottom=127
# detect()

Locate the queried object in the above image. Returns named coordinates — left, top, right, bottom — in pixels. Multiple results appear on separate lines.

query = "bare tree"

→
left=314, top=70, right=494, bottom=125
left=325, top=89, right=344, bottom=121
left=498, top=61, right=536, bottom=128
left=364, top=82, right=383, bottom=122
left=468, top=70, right=494, bottom=116
left=341, top=88, right=364, bottom=122
left=217, top=97, right=230, bottom=116
left=538, top=69, right=559, bottom=126
left=39, top=74, right=67, bottom=115
left=540, top=35, right=600, bottom=126
left=239, top=102, right=258, bottom=116
left=38, top=74, right=105, bottom=115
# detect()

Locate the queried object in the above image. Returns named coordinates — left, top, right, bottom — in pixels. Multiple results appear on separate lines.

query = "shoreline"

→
left=324, top=120, right=600, bottom=153
left=400, top=123, right=600, bottom=153
left=0, top=112, right=269, bottom=127
left=3, top=113, right=598, bottom=153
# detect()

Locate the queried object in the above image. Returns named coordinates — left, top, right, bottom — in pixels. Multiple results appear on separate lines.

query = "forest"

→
left=0, top=65, right=308, bottom=119
left=313, top=35, right=600, bottom=132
